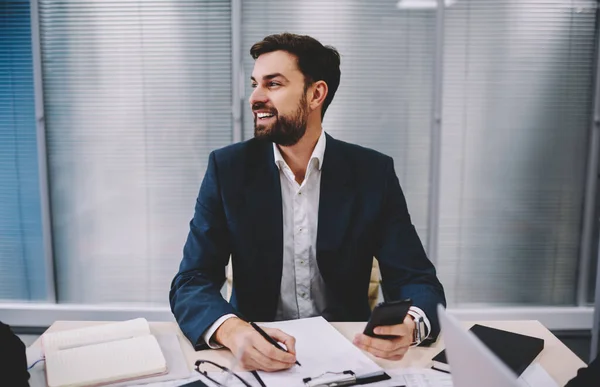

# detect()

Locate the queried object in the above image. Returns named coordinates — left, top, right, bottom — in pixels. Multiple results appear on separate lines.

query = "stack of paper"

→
left=257, top=316, right=383, bottom=387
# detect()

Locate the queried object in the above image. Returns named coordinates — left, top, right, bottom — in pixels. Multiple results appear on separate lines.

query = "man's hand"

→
left=352, top=314, right=415, bottom=361
left=214, top=317, right=297, bottom=371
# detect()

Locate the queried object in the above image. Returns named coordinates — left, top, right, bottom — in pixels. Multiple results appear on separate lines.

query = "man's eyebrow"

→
left=250, top=73, right=289, bottom=82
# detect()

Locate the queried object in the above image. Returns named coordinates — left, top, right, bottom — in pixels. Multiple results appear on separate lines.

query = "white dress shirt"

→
left=203, top=130, right=430, bottom=347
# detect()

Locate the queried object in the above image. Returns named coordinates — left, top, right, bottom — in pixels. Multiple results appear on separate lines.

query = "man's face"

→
left=250, top=50, right=310, bottom=146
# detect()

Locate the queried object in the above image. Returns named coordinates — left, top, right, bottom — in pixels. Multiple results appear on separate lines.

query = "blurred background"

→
left=2, top=0, right=600, bottom=360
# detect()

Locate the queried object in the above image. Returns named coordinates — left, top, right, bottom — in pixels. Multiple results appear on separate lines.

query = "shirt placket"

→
left=293, top=182, right=312, bottom=318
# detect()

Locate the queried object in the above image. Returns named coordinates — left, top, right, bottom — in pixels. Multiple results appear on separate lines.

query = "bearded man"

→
left=170, top=33, right=446, bottom=372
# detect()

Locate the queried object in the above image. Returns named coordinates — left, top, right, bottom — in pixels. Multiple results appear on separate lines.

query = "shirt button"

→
left=298, top=191, right=302, bottom=195
left=300, top=260, right=305, bottom=265
left=298, top=228, right=303, bottom=232
left=300, top=292, right=307, bottom=298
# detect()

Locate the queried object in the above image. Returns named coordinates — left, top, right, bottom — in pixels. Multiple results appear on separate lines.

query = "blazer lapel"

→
left=317, top=134, right=355, bottom=260
left=244, top=140, right=283, bottom=317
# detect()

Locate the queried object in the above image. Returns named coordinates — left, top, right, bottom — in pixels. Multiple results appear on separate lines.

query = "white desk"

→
left=33, top=320, right=586, bottom=386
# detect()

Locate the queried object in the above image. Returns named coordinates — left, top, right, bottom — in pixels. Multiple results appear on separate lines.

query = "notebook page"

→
left=257, top=317, right=382, bottom=387
left=42, top=318, right=151, bottom=354
left=45, top=335, right=167, bottom=387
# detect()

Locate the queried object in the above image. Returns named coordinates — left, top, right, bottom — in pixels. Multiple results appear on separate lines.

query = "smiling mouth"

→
left=256, top=112, right=275, bottom=120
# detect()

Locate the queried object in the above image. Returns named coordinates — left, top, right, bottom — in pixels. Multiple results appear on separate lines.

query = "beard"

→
left=253, top=94, right=309, bottom=146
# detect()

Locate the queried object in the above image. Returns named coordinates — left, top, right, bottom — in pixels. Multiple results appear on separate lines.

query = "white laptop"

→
left=437, top=304, right=519, bottom=387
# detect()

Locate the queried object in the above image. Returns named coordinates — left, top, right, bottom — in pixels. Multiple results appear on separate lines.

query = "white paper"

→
left=517, top=363, right=559, bottom=387
left=256, top=316, right=382, bottom=387
left=363, top=363, right=558, bottom=387
left=133, top=371, right=261, bottom=387
left=377, top=368, right=453, bottom=387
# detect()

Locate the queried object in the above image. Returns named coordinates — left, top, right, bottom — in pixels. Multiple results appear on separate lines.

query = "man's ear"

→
left=309, top=80, right=328, bottom=112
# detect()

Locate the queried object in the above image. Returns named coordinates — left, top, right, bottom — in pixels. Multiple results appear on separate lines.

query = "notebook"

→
left=42, top=318, right=168, bottom=387
left=432, top=324, right=544, bottom=376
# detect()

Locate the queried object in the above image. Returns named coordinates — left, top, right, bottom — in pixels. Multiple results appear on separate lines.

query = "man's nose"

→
left=249, top=86, right=268, bottom=106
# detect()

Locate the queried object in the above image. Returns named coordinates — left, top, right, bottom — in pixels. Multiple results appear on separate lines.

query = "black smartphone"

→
left=176, top=380, right=210, bottom=387
left=363, top=298, right=413, bottom=339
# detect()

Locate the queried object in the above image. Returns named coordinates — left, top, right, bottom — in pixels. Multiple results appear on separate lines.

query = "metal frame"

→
left=592, top=242, right=600, bottom=359
left=585, top=0, right=600, bottom=362
left=578, top=0, right=600, bottom=308
left=426, top=0, right=446, bottom=264
left=1, top=303, right=593, bottom=331
left=231, top=0, right=243, bottom=143
left=0, top=304, right=175, bottom=328
left=30, top=0, right=56, bottom=303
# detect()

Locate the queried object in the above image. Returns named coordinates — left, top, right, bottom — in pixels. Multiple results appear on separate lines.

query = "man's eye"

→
left=251, top=83, right=257, bottom=88
left=269, top=82, right=280, bottom=87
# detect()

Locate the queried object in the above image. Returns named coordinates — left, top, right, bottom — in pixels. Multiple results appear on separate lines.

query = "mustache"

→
left=252, top=102, right=277, bottom=115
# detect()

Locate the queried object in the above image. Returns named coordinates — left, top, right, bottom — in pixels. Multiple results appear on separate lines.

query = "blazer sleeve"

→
left=169, top=151, right=239, bottom=350
left=375, top=156, right=446, bottom=342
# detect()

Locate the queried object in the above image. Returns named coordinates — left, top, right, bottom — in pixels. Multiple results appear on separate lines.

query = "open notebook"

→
left=41, top=318, right=167, bottom=387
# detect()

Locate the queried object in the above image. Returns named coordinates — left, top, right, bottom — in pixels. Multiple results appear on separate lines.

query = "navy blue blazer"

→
left=170, top=133, right=446, bottom=350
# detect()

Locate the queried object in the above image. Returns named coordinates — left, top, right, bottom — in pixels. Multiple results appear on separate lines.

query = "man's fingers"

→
left=373, top=315, right=415, bottom=337
left=228, top=325, right=297, bottom=372
left=254, top=334, right=296, bottom=365
left=373, top=323, right=409, bottom=337
left=239, top=349, right=263, bottom=371
left=248, top=344, right=293, bottom=372
left=354, top=340, right=409, bottom=359
left=253, top=328, right=296, bottom=363
left=354, top=333, right=402, bottom=352
left=247, top=346, right=285, bottom=371
left=353, top=333, right=411, bottom=359
left=264, top=327, right=297, bottom=355
left=364, top=344, right=406, bottom=359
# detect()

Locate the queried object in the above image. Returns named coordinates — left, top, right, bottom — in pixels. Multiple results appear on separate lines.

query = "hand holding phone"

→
left=363, top=299, right=412, bottom=339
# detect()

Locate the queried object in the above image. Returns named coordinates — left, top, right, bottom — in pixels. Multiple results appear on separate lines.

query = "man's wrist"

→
left=214, top=316, right=244, bottom=347
left=407, top=306, right=430, bottom=346
left=202, top=314, right=237, bottom=349
left=410, top=315, right=425, bottom=346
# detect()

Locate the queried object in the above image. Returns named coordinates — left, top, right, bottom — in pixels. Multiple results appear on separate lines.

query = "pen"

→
left=249, top=321, right=301, bottom=366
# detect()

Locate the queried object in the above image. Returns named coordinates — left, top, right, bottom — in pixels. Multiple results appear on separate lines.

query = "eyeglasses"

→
left=194, top=359, right=255, bottom=387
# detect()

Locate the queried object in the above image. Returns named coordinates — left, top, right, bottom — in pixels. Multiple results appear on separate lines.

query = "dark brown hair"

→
left=250, top=33, right=341, bottom=119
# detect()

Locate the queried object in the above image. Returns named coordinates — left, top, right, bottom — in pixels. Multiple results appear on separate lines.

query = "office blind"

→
left=38, top=0, right=232, bottom=303
left=241, top=0, right=435, bottom=241
left=0, top=0, right=47, bottom=300
left=438, top=0, right=597, bottom=305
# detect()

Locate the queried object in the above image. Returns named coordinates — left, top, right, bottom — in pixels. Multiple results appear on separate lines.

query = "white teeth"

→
left=257, top=112, right=274, bottom=118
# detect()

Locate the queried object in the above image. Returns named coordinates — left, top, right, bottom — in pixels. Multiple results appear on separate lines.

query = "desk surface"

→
left=35, top=320, right=586, bottom=386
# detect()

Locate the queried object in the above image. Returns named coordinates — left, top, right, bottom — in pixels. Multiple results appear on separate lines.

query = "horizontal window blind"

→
left=438, top=0, right=596, bottom=305
left=0, top=0, right=47, bottom=301
left=39, top=0, right=232, bottom=303
left=241, top=0, right=436, bottom=241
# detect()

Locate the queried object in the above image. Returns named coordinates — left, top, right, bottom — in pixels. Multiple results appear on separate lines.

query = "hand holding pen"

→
left=214, top=317, right=300, bottom=371
left=250, top=322, right=302, bottom=366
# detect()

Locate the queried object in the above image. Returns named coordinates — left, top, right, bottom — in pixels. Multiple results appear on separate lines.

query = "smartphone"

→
left=176, top=380, right=210, bottom=387
left=363, top=298, right=413, bottom=339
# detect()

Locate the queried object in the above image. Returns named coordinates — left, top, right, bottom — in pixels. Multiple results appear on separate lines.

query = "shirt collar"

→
left=273, top=130, right=326, bottom=171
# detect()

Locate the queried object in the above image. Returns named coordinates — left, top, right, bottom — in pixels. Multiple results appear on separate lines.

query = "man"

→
left=170, top=32, right=446, bottom=372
